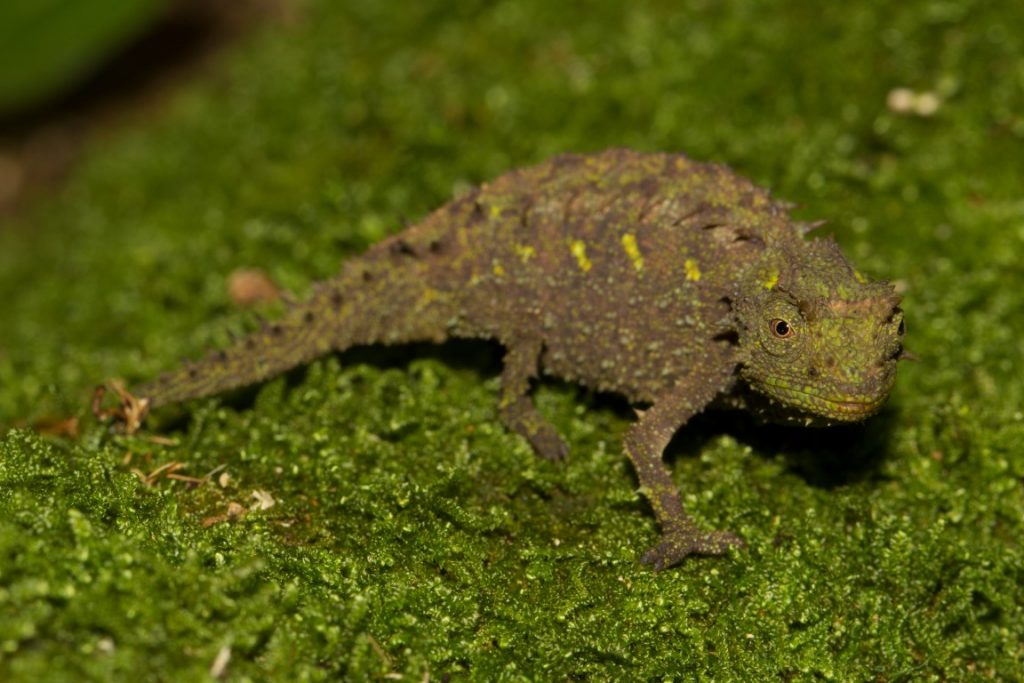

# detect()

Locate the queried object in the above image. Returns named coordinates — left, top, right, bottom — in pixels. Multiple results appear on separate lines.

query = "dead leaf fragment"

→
left=33, top=415, right=80, bottom=438
left=201, top=514, right=225, bottom=528
left=133, top=461, right=187, bottom=487
left=228, top=268, right=280, bottom=306
left=209, top=645, right=232, bottom=679
left=202, top=501, right=248, bottom=527
left=886, top=87, right=942, bottom=116
left=92, top=380, right=150, bottom=435
left=251, top=490, right=276, bottom=510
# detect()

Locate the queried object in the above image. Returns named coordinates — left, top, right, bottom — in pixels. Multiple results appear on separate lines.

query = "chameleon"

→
left=116, top=149, right=907, bottom=569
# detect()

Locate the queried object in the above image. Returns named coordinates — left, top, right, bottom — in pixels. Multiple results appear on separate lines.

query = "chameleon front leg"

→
left=499, top=339, right=570, bottom=461
left=625, top=365, right=744, bottom=570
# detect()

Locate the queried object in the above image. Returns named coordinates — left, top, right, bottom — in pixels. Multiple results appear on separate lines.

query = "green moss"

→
left=1, top=0, right=1022, bottom=679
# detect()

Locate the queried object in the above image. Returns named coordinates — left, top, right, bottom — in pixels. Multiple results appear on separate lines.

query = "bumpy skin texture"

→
left=130, top=149, right=906, bottom=569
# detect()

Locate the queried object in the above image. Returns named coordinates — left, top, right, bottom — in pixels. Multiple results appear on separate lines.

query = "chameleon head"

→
left=734, top=238, right=906, bottom=425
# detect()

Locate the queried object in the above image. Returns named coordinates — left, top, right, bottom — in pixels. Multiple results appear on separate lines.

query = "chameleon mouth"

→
left=812, top=395, right=889, bottom=421
left=759, top=376, right=894, bottom=424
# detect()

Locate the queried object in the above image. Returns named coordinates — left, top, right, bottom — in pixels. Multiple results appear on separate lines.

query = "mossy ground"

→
left=2, top=0, right=1023, bottom=679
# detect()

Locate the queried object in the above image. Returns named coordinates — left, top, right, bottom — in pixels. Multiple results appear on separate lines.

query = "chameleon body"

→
left=130, top=149, right=906, bottom=569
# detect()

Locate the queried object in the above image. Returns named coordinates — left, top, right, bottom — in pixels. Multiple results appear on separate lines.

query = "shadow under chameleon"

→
left=151, top=338, right=899, bottom=493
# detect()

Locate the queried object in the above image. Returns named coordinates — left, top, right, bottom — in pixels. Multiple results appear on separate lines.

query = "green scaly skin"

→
left=127, top=149, right=906, bottom=569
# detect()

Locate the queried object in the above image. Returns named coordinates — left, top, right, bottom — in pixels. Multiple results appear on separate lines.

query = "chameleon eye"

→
left=770, top=319, right=794, bottom=338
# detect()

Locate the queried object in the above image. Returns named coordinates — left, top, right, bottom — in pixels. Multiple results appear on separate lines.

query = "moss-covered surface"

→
left=1, top=0, right=1023, bottom=679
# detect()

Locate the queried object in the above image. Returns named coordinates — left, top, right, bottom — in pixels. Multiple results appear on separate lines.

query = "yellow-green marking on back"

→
left=621, top=233, right=644, bottom=271
left=570, top=240, right=592, bottom=272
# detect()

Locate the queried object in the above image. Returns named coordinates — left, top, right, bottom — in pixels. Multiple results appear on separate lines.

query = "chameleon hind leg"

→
left=498, top=339, right=569, bottom=461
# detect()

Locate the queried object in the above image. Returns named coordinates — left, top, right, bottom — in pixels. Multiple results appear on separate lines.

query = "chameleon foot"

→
left=524, top=423, right=570, bottom=461
left=641, top=525, right=744, bottom=570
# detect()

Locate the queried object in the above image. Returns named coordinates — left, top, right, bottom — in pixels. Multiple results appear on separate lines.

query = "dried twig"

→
left=92, top=380, right=150, bottom=435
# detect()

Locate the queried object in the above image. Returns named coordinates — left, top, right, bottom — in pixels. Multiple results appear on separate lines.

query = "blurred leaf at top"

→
left=0, top=0, right=168, bottom=116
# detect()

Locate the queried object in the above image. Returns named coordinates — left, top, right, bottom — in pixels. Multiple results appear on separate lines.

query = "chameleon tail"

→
left=134, top=287, right=341, bottom=409
left=132, top=257, right=460, bottom=410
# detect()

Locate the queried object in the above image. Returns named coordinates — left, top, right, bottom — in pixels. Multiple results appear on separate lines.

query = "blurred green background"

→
left=0, top=0, right=165, bottom=115
left=1, top=0, right=1022, bottom=679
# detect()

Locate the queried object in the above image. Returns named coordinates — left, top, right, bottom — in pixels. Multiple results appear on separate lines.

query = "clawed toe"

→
left=641, top=527, right=744, bottom=570
left=528, top=426, right=570, bottom=461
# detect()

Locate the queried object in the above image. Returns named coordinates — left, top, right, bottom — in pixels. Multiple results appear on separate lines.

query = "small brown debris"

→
left=133, top=461, right=187, bottom=487
left=367, top=634, right=393, bottom=668
left=251, top=490, right=276, bottom=510
left=227, top=267, right=281, bottom=306
left=32, top=415, right=80, bottom=438
left=0, top=154, right=24, bottom=208
left=201, top=501, right=248, bottom=527
left=201, top=514, right=224, bottom=528
left=209, top=645, right=232, bottom=679
left=886, top=88, right=942, bottom=117
left=166, top=472, right=207, bottom=485
left=92, top=381, right=150, bottom=435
